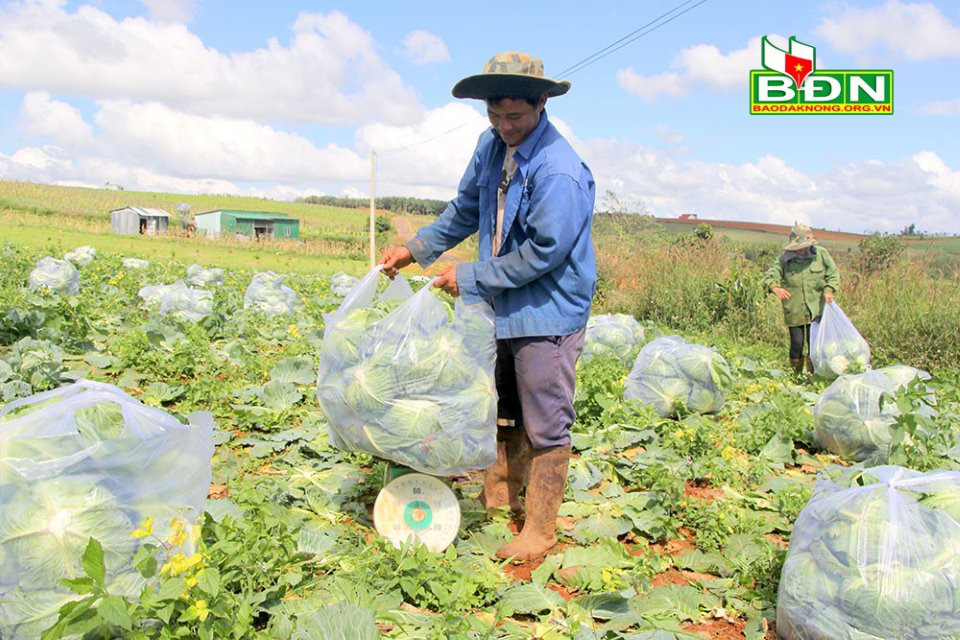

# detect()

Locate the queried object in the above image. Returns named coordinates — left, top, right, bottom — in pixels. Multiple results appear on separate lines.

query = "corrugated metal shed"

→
left=111, top=206, right=171, bottom=236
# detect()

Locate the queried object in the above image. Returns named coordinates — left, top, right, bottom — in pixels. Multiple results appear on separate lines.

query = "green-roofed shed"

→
left=193, top=209, right=300, bottom=240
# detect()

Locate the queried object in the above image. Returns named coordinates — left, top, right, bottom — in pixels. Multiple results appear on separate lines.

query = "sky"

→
left=0, top=0, right=958, bottom=234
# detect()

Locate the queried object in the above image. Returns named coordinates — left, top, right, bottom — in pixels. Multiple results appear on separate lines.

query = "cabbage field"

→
left=2, top=239, right=960, bottom=640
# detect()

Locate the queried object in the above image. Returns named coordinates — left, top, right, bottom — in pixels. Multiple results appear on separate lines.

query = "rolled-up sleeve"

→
left=405, top=149, right=481, bottom=269
left=457, top=171, right=590, bottom=304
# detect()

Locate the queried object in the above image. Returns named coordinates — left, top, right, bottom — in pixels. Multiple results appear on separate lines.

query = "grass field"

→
left=656, top=220, right=960, bottom=258
left=0, top=180, right=390, bottom=275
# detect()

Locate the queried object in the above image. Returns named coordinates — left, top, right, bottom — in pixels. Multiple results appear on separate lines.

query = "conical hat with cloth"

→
left=784, top=223, right=817, bottom=251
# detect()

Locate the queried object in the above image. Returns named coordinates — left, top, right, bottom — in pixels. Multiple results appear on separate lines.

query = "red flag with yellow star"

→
left=762, top=36, right=816, bottom=89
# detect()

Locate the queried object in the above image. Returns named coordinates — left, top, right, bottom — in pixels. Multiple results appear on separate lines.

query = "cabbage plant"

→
left=580, top=313, right=645, bottom=364
left=814, top=365, right=934, bottom=462
left=624, top=336, right=732, bottom=418
left=778, top=465, right=960, bottom=640
left=316, top=275, right=496, bottom=476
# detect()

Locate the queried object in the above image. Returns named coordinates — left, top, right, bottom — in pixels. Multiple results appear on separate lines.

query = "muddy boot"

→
left=496, top=446, right=570, bottom=562
left=478, top=425, right=532, bottom=514
left=790, top=358, right=804, bottom=375
left=805, top=356, right=815, bottom=375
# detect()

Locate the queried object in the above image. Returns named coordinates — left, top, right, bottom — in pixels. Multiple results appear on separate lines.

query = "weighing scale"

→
left=372, top=464, right=462, bottom=553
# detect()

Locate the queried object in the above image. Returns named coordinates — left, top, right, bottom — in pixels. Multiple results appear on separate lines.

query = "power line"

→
left=375, top=0, right=710, bottom=154
left=557, top=0, right=710, bottom=78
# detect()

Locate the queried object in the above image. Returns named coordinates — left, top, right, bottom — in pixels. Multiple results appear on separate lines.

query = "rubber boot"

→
left=496, top=446, right=571, bottom=562
left=790, top=358, right=804, bottom=375
left=478, top=426, right=532, bottom=514
left=805, top=356, right=815, bottom=375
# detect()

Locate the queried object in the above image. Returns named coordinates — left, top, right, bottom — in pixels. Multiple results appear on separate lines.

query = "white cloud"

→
left=401, top=30, right=450, bottom=65
left=921, top=98, right=960, bottom=115
left=140, top=0, right=198, bottom=23
left=576, top=138, right=959, bottom=233
left=0, top=3, right=422, bottom=125
left=617, top=36, right=764, bottom=101
left=814, top=0, right=960, bottom=60
left=20, top=92, right=95, bottom=148
left=655, top=125, right=685, bottom=145
left=2, top=94, right=957, bottom=233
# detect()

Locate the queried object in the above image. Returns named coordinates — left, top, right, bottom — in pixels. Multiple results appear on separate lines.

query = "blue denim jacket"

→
left=406, top=110, right=596, bottom=338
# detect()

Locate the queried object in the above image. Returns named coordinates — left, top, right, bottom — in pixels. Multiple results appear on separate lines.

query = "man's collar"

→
left=491, top=109, right=550, bottom=160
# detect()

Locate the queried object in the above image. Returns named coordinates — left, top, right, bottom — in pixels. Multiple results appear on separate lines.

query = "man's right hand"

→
left=379, top=246, right=414, bottom=278
left=772, top=286, right=791, bottom=301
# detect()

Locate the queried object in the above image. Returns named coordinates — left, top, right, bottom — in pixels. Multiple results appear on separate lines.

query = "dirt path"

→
left=390, top=214, right=463, bottom=267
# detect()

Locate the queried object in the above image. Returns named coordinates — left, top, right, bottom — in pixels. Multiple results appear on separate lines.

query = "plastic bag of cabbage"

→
left=580, top=313, right=645, bottom=364
left=814, top=365, right=935, bottom=463
left=777, top=465, right=960, bottom=640
left=138, top=281, right=214, bottom=322
left=624, top=336, right=732, bottom=418
left=244, top=271, right=299, bottom=316
left=122, top=257, right=149, bottom=270
left=316, top=267, right=497, bottom=476
left=185, top=263, right=224, bottom=287
left=330, top=271, right=358, bottom=297
left=0, top=380, right=213, bottom=640
left=810, top=303, right=870, bottom=379
left=27, top=257, right=79, bottom=295
left=64, top=245, right=96, bottom=267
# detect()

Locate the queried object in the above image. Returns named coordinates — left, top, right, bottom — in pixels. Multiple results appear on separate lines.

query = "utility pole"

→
left=369, top=149, right=376, bottom=268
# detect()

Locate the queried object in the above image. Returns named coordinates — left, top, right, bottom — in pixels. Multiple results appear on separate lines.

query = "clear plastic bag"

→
left=315, top=267, right=497, bottom=476
left=330, top=271, right=359, bottom=297
left=27, top=257, right=79, bottom=295
left=0, top=380, right=213, bottom=639
left=122, top=257, right=150, bottom=270
left=810, top=302, right=870, bottom=379
left=244, top=271, right=299, bottom=316
left=64, top=245, right=96, bottom=267
left=624, top=336, right=733, bottom=418
left=777, top=465, right=960, bottom=640
left=185, top=263, right=224, bottom=288
left=581, top=313, right=645, bottom=364
left=138, top=281, right=214, bottom=322
left=814, top=365, right=935, bottom=462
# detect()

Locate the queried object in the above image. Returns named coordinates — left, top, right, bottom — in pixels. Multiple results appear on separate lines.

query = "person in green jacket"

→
left=763, top=224, right=840, bottom=374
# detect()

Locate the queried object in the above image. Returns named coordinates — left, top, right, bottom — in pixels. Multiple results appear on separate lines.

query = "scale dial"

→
left=373, top=473, right=461, bottom=552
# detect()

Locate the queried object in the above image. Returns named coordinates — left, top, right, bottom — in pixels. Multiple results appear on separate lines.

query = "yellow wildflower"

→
left=160, top=552, right=203, bottom=576
left=168, top=517, right=188, bottom=547
left=130, top=517, right=154, bottom=539
left=185, top=575, right=198, bottom=588
left=288, top=324, right=299, bottom=337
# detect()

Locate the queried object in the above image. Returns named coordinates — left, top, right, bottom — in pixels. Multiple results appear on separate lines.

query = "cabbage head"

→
left=64, top=245, right=96, bottom=267
left=624, top=336, right=731, bottom=417
left=813, top=365, right=934, bottom=462
left=777, top=465, right=960, bottom=640
left=27, top=257, right=79, bottom=295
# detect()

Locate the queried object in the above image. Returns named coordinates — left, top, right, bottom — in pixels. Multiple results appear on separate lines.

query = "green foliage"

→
left=857, top=233, right=905, bottom=272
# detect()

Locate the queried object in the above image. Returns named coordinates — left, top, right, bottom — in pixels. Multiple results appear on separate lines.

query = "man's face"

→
left=486, top=95, right=546, bottom=147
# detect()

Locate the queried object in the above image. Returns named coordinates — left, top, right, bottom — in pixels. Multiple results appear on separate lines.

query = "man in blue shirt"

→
left=380, top=51, right=596, bottom=561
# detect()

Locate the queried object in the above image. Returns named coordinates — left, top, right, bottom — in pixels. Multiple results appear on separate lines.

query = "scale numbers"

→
left=373, top=473, right=461, bottom=552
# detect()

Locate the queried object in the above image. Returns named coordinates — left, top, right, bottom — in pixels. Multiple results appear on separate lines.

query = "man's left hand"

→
left=433, top=264, right=460, bottom=297
left=824, top=291, right=835, bottom=304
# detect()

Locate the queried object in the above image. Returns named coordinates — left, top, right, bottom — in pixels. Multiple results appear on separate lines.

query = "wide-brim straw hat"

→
left=452, top=51, right=570, bottom=100
left=784, top=223, right=818, bottom=250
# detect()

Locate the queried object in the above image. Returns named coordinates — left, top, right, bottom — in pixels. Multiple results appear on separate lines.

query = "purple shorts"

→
left=494, top=327, right=586, bottom=450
